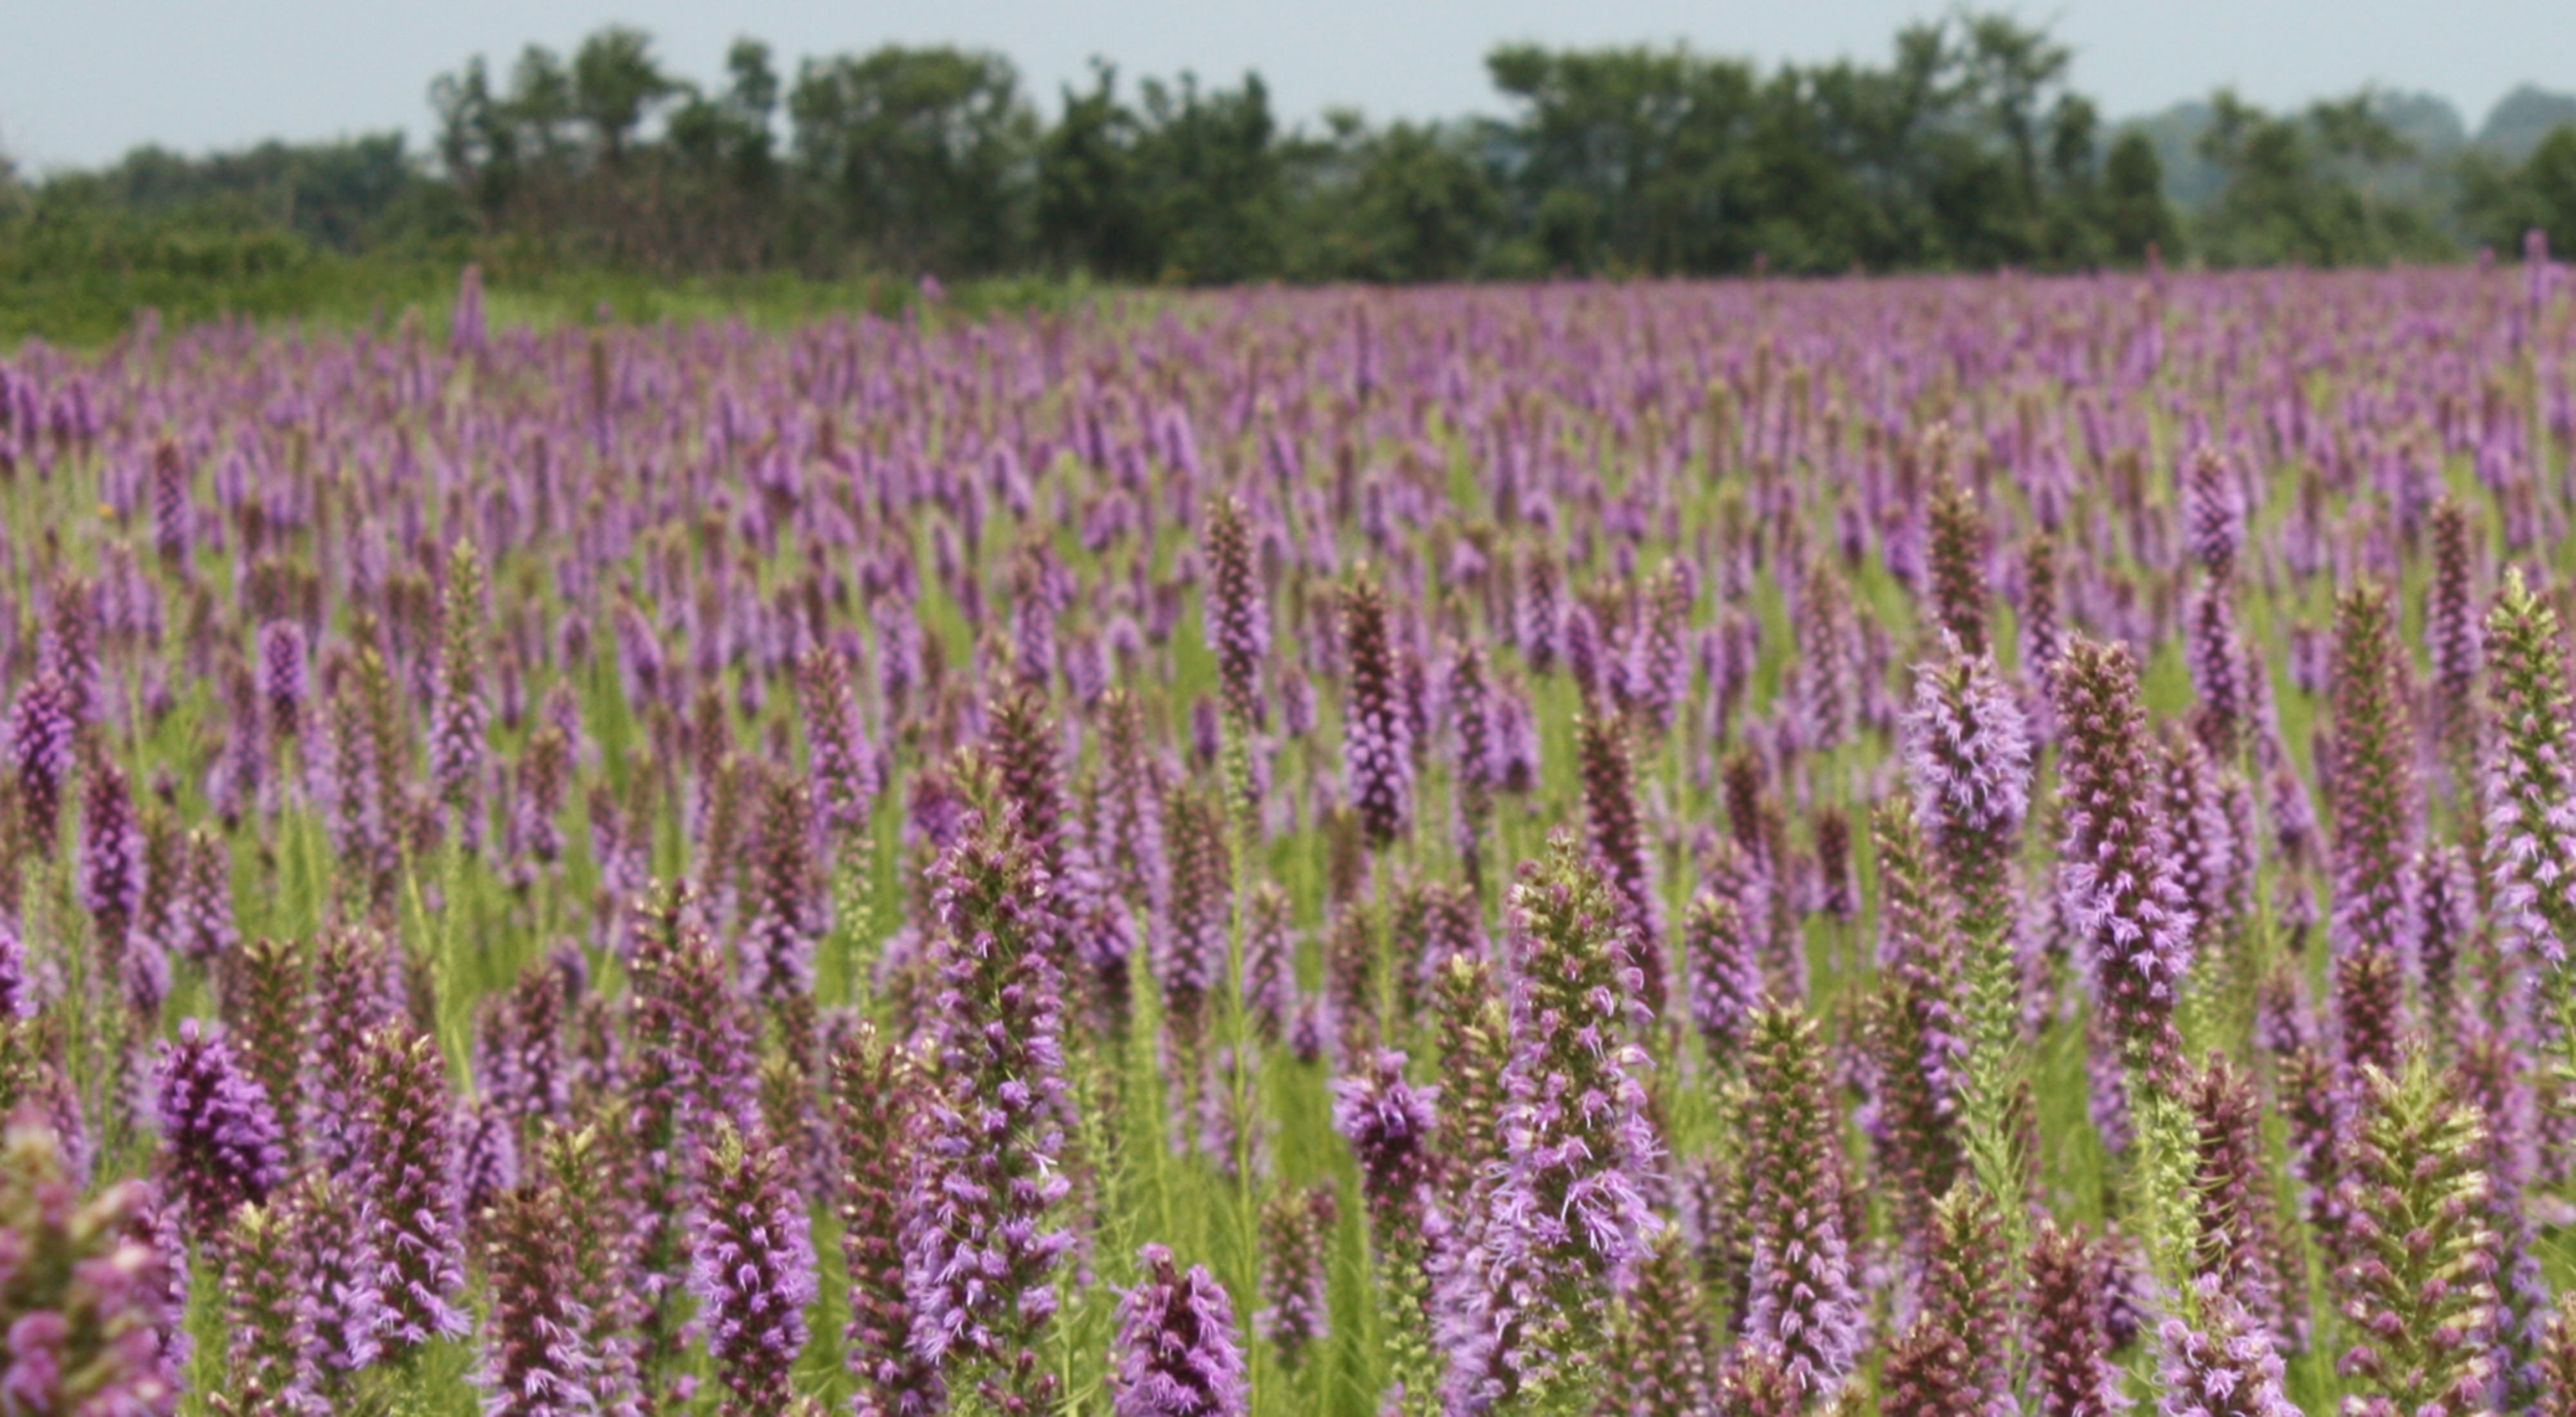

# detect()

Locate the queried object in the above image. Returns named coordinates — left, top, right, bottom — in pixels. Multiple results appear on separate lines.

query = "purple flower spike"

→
left=1741, top=1001, right=1865, bottom=1402
left=1450, top=835, right=1661, bottom=1412
left=2484, top=569, right=2576, bottom=969
left=908, top=808, right=1076, bottom=1414
left=479, top=1173, right=600, bottom=1417
left=7, top=669, right=75, bottom=850
left=1206, top=495, right=1270, bottom=733
left=1341, top=571, right=1413, bottom=849
left=2051, top=635, right=2195, bottom=1084
left=150, top=1018, right=286, bottom=1250
left=352, top=1024, right=468, bottom=1354
left=2029, top=1221, right=2130, bottom=1417
left=1902, top=645, right=2032, bottom=940
left=1113, top=1245, right=1249, bottom=1417
left=1255, top=1184, right=1335, bottom=1368
left=690, top=1121, right=816, bottom=1417
left=2157, top=1273, right=2300, bottom=1417
left=0, top=1114, right=185, bottom=1414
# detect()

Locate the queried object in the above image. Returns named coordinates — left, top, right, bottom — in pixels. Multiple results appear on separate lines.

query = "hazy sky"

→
left=5, top=0, right=2570, bottom=171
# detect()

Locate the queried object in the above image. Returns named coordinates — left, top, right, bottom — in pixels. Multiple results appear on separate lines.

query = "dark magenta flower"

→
left=1112, top=1245, right=1248, bottom=1417
left=690, top=1121, right=816, bottom=1417
left=351, top=1025, right=468, bottom=1353
left=1741, top=1003, right=1864, bottom=1401
left=478, top=1174, right=600, bottom=1417
left=150, top=1019, right=286, bottom=1251
left=1341, top=571, right=1413, bottom=849
left=1255, top=1183, right=1334, bottom=1369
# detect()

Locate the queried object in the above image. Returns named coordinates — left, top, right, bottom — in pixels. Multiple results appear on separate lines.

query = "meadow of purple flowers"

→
left=1, top=253, right=2574, bottom=1416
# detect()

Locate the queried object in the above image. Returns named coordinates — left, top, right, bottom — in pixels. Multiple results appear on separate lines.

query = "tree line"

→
left=5, top=12, right=2574, bottom=289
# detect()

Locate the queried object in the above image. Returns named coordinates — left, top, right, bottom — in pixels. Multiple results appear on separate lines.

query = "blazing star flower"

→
left=1739, top=1003, right=1865, bottom=1402
left=1341, top=571, right=1413, bottom=849
left=2326, top=584, right=2418, bottom=1079
left=2029, top=1221, right=2131, bottom=1417
left=0, top=1114, right=185, bottom=1415
left=833, top=1023, right=942, bottom=1417
left=150, top=1019, right=286, bottom=1251
left=690, top=1121, right=816, bottom=1417
left=1255, top=1183, right=1334, bottom=1369
left=1446, top=836, right=1662, bottom=1412
left=2331, top=1053, right=2501, bottom=1417
left=217, top=1199, right=319, bottom=1417
left=6, top=668, right=74, bottom=850
left=1113, top=1245, right=1248, bottom=1417
left=2484, top=569, right=2576, bottom=970
left=430, top=541, right=490, bottom=837
left=351, top=1025, right=468, bottom=1354
left=1904, top=649, right=2031, bottom=968
left=907, top=808, right=1077, bottom=1416
left=2052, top=636, right=2196, bottom=1084
left=2427, top=497, right=2485, bottom=803
left=1881, top=1185, right=2012, bottom=1417
left=2157, top=1273, right=2300, bottom=1417
left=1927, top=473, right=1989, bottom=658
left=1206, top=495, right=1270, bottom=733
left=1577, top=714, right=1664, bottom=1020
left=478, top=1174, right=599, bottom=1417
left=2182, top=1056, right=2295, bottom=1355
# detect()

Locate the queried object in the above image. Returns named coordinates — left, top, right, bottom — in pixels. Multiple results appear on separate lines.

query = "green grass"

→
left=0, top=241, right=1118, bottom=349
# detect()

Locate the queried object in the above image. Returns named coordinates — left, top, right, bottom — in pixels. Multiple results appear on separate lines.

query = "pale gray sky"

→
left=3, top=0, right=2568, bottom=171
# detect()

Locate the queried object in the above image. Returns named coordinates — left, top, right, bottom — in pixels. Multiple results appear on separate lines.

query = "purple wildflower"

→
left=742, top=768, right=822, bottom=1004
left=1904, top=645, right=2032, bottom=940
left=258, top=620, right=309, bottom=745
left=2029, top=1221, right=2130, bottom=1417
left=1113, top=1245, right=1249, bottom=1417
left=0, top=1114, right=185, bottom=1416
left=2484, top=569, right=2576, bottom=968
left=7, top=669, right=74, bottom=850
left=219, top=1199, right=320, bottom=1417
left=2157, top=1273, right=2298, bottom=1417
left=430, top=541, right=489, bottom=839
left=478, top=1173, right=600, bottom=1417
left=1577, top=714, right=1665, bottom=1020
left=2327, top=584, right=2418, bottom=1079
left=833, top=1022, right=942, bottom=1417
left=1927, top=473, right=1989, bottom=658
left=1255, top=1183, right=1335, bottom=1369
left=1342, top=571, right=1413, bottom=848
left=907, top=809, right=1077, bottom=1414
left=1206, top=494, right=1270, bottom=732
left=150, top=1019, right=286, bottom=1250
left=352, top=1024, right=468, bottom=1353
left=690, top=1121, right=816, bottom=1417
left=1741, top=1003, right=1864, bottom=1401
left=1450, top=835, right=1661, bottom=1411
left=2052, top=635, right=2196, bottom=1083
left=2331, top=1052, right=2501, bottom=1417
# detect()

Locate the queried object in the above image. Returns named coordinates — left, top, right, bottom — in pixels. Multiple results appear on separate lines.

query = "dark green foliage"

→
left=4, top=12, right=2564, bottom=348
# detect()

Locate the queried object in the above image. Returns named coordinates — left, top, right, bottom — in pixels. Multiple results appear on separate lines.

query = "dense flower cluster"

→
left=3, top=266, right=2575, bottom=1417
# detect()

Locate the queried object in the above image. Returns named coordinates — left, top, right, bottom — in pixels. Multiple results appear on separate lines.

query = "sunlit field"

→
left=3, top=262, right=2573, bottom=1416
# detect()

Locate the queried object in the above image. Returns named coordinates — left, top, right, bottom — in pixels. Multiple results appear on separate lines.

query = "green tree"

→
left=1036, top=62, right=1152, bottom=278
left=1128, top=72, right=1285, bottom=284
left=1306, top=119, right=1501, bottom=281
left=2099, top=128, right=2179, bottom=263
left=2460, top=124, right=2576, bottom=256
left=571, top=25, right=679, bottom=168
left=790, top=45, right=1037, bottom=275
